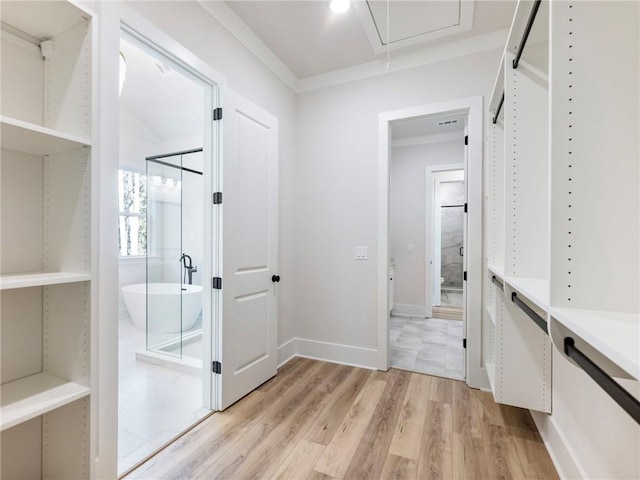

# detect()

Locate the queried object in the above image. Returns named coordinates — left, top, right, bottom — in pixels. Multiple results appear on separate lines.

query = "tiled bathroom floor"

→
left=118, top=313, right=210, bottom=474
left=389, top=315, right=465, bottom=380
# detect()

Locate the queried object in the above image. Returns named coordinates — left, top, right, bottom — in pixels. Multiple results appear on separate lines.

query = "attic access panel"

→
left=355, top=0, right=474, bottom=54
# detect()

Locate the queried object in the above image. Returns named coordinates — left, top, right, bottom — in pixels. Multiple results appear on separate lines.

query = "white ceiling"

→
left=223, top=0, right=516, bottom=78
left=392, top=113, right=466, bottom=139
left=120, top=38, right=204, bottom=143
left=367, top=0, right=462, bottom=44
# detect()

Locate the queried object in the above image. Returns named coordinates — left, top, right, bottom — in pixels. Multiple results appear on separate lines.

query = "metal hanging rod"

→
left=511, top=292, right=547, bottom=334
left=512, top=0, right=543, bottom=69
left=146, top=148, right=204, bottom=176
left=492, top=275, right=504, bottom=291
left=564, top=338, right=640, bottom=424
left=441, top=204, right=465, bottom=208
left=492, top=92, right=504, bottom=125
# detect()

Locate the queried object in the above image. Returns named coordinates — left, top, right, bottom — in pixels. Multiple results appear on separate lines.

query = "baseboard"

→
left=277, top=337, right=297, bottom=368
left=530, top=411, right=586, bottom=480
left=392, top=303, right=427, bottom=317
left=276, top=337, right=379, bottom=370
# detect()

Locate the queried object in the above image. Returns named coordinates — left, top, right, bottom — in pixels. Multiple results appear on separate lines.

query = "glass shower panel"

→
left=146, top=155, right=183, bottom=356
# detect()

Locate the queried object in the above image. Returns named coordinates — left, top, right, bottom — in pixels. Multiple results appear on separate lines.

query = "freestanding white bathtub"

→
left=122, top=283, right=202, bottom=333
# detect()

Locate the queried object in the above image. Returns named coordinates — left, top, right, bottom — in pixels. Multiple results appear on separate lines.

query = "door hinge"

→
left=212, top=361, right=222, bottom=374
left=463, top=271, right=467, bottom=281
left=213, top=107, right=223, bottom=121
left=212, top=277, right=222, bottom=290
left=213, top=192, right=222, bottom=205
left=464, top=135, right=468, bottom=146
left=463, top=338, right=467, bottom=349
left=464, top=203, right=468, bottom=213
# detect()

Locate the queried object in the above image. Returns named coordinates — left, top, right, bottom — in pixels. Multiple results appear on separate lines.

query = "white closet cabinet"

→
left=484, top=0, right=552, bottom=413
left=484, top=0, right=639, bottom=417
left=0, top=2, right=96, bottom=478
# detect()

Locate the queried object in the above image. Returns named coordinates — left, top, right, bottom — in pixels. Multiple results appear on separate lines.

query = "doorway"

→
left=432, top=168, right=465, bottom=317
left=388, top=115, right=467, bottom=380
left=116, top=32, right=215, bottom=475
left=378, top=96, right=484, bottom=388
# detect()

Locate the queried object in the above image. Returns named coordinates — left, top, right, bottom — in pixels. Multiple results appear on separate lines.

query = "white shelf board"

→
left=505, top=0, right=548, bottom=55
left=489, top=53, right=505, bottom=114
left=0, top=1, right=89, bottom=40
left=0, top=272, right=91, bottom=290
left=505, top=276, right=549, bottom=311
left=1, top=115, right=90, bottom=156
left=550, top=307, right=639, bottom=381
left=488, top=263, right=505, bottom=279
left=0, top=373, right=90, bottom=431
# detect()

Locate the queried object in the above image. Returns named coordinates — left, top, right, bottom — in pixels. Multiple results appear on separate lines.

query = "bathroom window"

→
left=119, top=169, right=147, bottom=256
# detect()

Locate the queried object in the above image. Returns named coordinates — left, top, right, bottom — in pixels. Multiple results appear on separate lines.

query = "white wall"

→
left=294, top=50, right=500, bottom=360
left=390, top=139, right=463, bottom=309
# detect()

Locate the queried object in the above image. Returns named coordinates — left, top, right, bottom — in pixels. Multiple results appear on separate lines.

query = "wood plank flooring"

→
left=432, top=306, right=464, bottom=321
left=125, top=358, right=558, bottom=480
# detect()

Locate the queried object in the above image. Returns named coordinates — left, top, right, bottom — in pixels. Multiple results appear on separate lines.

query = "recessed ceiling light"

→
left=330, top=0, right=350, bottom=14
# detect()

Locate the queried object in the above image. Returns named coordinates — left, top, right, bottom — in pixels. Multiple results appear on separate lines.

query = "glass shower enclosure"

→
left=145, top=149, right=204, bottom=362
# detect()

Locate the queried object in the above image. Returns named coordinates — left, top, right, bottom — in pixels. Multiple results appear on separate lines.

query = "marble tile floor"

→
left=390, top=314, right=465, bottom=380
left=118, top=313, right=210, bottom=475
left=441, top=289, right=463, bottom=307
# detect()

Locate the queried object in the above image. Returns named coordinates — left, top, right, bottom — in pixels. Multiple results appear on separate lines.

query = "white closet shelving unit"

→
left=1, top=1, right=96, bottom=478
left=484, top=0, right=552, bottom=413
left=547, top=0, right=639, bottom=383
left=484, top=0, right=639, bottom=420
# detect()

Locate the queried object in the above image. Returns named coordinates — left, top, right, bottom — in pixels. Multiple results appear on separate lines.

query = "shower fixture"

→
left=180, top=253, right=198, bottom=285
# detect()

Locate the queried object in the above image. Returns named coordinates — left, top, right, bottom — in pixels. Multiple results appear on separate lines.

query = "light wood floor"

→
left=125, top=358, right=558, bottom=480
left=432, top=305, right=464, bottom=321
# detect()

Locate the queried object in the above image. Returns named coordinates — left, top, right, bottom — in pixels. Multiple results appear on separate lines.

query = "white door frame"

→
left=428, top=166, right=464, bottom=308
left=119, top=25, right=217, bottom=412
left=377, top=96, right=485, bottom=389
left=96, top=3, right=227, bottom=476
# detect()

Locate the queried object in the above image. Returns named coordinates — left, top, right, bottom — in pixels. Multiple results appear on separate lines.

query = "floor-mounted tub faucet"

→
left=180, top=253, right=198, bottom=285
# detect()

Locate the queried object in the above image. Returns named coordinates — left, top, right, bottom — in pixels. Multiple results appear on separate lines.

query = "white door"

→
left=219, top=90, right=279, bottom=409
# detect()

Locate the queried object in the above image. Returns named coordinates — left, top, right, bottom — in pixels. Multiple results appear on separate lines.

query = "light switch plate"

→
left=408, top=243, right=414, bottom=253
left=355, top=246, right=368, bottom=260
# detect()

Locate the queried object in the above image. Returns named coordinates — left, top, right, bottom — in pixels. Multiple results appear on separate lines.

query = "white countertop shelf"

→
left=488, top=263, right=505, bottom=279
left=0, top=373, right=90, bottom=431
left=0, top=271, right=91, bottom=290
left=1, top=115, right=91, bottom=156
left=550, top=307, right=639, bottom=381
left=505, top=276, right=549, bottom=312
